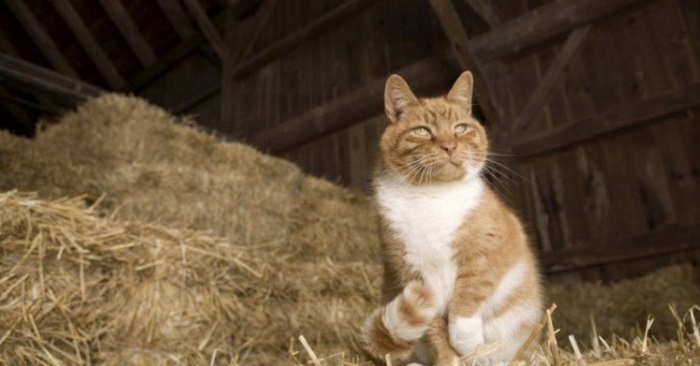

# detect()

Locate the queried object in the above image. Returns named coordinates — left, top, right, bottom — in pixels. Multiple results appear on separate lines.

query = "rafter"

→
left=470, top=0, right=657, bottom=61
left=49, top=0, right=125, bottom=88
left=97, top=0, right=157, bottom=67
left=3, top=0, right=78, bottom=77
left=181, top=0, right=226, bottom=59
left=0, top=53, right=103, bottom=103
left=154, top=0, right=196, bottom=39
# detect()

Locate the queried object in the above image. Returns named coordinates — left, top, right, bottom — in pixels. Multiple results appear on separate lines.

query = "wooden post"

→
left=220, top=0, right=279, bottom=137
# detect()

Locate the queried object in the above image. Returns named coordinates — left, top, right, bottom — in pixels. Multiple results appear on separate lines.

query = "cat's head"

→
left=379, top=71, right=488, bottom=185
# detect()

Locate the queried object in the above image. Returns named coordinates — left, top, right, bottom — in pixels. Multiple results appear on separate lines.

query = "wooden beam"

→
left=512, top=26, right=591, bottom=133
left=221, top=0, right=279, bottom=136
left=464, top=0, right=500, bottom=27
left=182, top=0, right=226, bottom=59
left=154, top=0, right=196, bottom=39
left=513, top=82, right=700, bottom=157
left=0, top=53, right=103, bottom=103
left=123, top=13, right=226, bottom=92
left=233, top=0, right=379, bottom=79
left=470, top=0, right=656, bottom=61
left=97, top=0, right=157, bottom=66
left=123, top=34, right=206, bottom=92
left=3, top=0, right=78, bottom=77
left=236, top=0, right=279, bottom=61
left=248, top=58, right=454, bottom=153
left=428, top=0, right=501, bottom=126
left=541, top=225, right=700, bottom=274
left=49, top=0, right=125, bottom=89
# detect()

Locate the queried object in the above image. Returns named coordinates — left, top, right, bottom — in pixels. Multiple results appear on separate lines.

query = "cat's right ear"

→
left=384, top=74, right=419, bottom=124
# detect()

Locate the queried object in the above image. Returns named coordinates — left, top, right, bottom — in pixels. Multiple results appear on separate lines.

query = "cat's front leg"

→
left=448, top=315, right=484, bottom=356
left=446, top=266, right=491, bottom=358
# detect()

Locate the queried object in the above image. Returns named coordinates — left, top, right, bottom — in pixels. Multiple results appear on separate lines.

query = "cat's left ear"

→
left=447, top=71, right=474, bottom=112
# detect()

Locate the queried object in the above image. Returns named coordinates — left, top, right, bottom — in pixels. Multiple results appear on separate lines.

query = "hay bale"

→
left=0, top=94, right=382, bottom=365
left=0, top=191, right=381, bottom=365
left=548, top=264, right=700, bottom=345
left=0, top=94, right=379, bottom=261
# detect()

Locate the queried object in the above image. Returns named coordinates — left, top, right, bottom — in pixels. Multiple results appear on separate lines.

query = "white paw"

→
left=406, top=363, right=425, bottom=366
left=449, top=316, right=484, bottom=356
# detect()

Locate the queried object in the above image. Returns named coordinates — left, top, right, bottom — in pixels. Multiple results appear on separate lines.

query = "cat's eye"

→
left=413, top=126, right=432, bottom=137
left=454, top=124, right=470, bottom=134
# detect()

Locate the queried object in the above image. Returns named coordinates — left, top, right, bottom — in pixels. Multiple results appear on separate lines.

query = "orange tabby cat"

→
left=361, top=71, right=543, bottom=366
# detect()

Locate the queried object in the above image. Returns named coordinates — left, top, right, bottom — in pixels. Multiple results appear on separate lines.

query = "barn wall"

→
left=219, top=0, right=454, bottom=189
left=133, top=0, right=700, bottom=281
left=500, top=0, right=700, bottom=281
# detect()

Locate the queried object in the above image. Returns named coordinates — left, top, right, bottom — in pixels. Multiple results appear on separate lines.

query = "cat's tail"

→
left=361, top=281, right=439, bottom=363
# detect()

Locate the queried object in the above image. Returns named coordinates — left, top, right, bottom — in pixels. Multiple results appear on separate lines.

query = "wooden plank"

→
left=0, top=54, right=103, bottom=102
left=514, top=82, right=700, bottom=157
left=427, top=0, right=501, bottom=126
left=97, top=0, right=157, bottom=66
left=679, top=0, right=700, bottom=72
left=154, top=0, right=196, bottom=39
left=470, top=0, right=657, bottom=61
left=248, top=58, right=453, bottom=153
left=49, top=0, right=125, bottom=88
left=464, top=0, right=500, bottom=27
left=541, top=224, right=700, bottom=274
left=3, top=0, right=78, bottom=77
left=233, top=0, right=380, bottom=79
left=655, top=117, right=700, bottom=226
left=220, top=0, right=279, bottom=136
left=181, top=0, right=226, bottom=59
left=512, top=26, right=591, bottom=133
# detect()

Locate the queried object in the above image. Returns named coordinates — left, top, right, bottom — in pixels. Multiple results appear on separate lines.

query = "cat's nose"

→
left=440, top=142, right=457, bottom=155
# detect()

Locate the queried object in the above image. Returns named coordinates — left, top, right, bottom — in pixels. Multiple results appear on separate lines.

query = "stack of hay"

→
left=0, top=94, right=381, bottom=365
left=0, top=94, right=698, bottom=365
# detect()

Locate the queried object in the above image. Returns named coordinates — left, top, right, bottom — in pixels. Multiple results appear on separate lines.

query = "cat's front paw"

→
left=448, top=316, right=484, bottom=356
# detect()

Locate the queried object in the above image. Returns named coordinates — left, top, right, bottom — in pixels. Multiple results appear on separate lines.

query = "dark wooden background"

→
left=1, top=0, right=699, bottom=282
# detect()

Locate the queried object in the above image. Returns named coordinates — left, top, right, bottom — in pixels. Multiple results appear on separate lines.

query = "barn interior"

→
left=0, top=0, right=699, bottom=365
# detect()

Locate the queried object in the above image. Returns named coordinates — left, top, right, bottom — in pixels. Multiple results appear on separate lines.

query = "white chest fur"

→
left=376, top=176, right=484, bottom=313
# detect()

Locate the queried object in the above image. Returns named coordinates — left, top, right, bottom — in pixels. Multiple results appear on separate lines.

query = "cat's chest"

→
left=376, top=177, right=484, bottom=252
left=376, top=177, right=484, bottom=306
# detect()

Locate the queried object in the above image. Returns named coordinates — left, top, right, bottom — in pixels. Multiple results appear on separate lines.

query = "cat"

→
left=361, top=71, right=544, bottom=366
